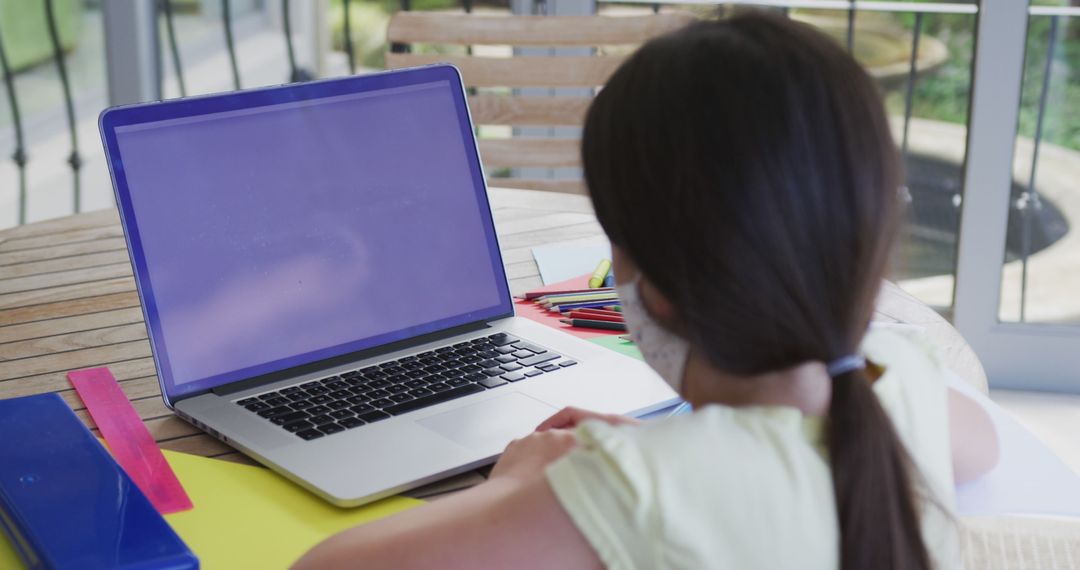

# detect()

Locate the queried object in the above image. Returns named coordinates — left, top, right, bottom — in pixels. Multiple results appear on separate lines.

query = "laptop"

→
left=98, top=64, right=677, bottom=507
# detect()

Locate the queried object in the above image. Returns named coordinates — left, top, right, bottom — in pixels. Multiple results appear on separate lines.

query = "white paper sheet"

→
left=531, top=244, right=612, bottom=285
left=952, top=378, right=1080, bottom=517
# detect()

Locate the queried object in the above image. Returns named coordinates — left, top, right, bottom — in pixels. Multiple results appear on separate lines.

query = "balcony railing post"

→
left=0, top=27, right=27, bottom=225
left=45, top=0, right=82, bottom=212
left=161, top=0, right=187, bottom=97
left=222, top=0, right=242, bottom=89
left=1018, top=15, right=1061, bottom=322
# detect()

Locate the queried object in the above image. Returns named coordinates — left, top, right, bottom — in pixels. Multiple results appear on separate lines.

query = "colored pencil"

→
left=565, top=310, right=624, bottom=323
left=564, top=308, right=623, bottom=318
left=559, top=318, right=628, bottom=331
left=516, top=287, right=614, bottom=301
left=588, top=259, right=612, bottom=288
left=540, top=292, right=619, bottom=306
left=547, top=300, right=622, bottom=313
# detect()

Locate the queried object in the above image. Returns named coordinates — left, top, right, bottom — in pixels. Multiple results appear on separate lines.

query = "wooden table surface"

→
left=0, top=186, right=987, bottom=472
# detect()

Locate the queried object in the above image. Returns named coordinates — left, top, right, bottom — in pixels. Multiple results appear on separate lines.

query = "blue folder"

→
left=0, top=393, right=198, bottom=570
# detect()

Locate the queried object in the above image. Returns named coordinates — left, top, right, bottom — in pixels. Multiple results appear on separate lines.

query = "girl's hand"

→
left=536, top=406, right=641, bottom=431
left=490, top=429, right=577, bottom=482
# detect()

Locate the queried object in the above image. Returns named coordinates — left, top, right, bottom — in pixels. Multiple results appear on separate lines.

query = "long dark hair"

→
left=583, top=13, right=930, bottom=570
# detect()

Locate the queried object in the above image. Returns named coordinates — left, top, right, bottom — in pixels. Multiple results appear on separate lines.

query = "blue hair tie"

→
left=826, top=354, right=866, bottom=377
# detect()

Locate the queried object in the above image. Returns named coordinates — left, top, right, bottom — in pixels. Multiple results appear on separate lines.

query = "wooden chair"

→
left=386, top=11, right=696, bottom=194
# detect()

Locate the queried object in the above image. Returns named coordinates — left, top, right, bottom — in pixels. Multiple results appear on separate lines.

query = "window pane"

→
left=999, top=7, right=1080, bottom=323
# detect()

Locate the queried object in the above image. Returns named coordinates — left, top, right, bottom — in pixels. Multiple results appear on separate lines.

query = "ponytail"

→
left=828, top=368, right=931, bottom=570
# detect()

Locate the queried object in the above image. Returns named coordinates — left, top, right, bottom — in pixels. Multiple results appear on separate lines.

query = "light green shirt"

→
left=546, top=326, right=961, bottom=569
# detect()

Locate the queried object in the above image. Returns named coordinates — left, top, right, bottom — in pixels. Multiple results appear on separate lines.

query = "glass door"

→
left=954, top=0, right=1080, bottom=392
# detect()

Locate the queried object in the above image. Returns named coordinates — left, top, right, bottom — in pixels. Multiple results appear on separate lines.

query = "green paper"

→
left=588, top=335, right=642, bottom=360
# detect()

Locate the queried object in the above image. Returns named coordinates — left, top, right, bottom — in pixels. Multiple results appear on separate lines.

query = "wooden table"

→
left=0, top=186, right=987, bottom=474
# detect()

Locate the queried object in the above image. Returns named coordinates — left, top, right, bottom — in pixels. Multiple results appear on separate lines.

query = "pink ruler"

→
left=68, top=367, right=193, bottom=514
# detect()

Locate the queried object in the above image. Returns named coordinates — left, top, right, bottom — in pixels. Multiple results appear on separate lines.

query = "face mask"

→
left=616, top=274, right=691, bottom=392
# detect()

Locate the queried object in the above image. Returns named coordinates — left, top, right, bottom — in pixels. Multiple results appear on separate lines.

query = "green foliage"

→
left=885, top=11, right=1080, bottom=152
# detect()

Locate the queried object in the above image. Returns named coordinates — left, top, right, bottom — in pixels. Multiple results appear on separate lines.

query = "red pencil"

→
left=569, top=308, right=624, bottom=318
left=559, top=318, right=628, bottom=331
left=566, top=310, right=624, bottom=323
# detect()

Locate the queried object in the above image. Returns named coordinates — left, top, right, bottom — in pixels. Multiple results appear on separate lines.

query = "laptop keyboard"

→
left=234, top=333, right=577, bottom=441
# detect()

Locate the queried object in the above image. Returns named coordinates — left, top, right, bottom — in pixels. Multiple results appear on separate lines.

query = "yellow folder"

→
left=0, top=449, right=422, bottom=570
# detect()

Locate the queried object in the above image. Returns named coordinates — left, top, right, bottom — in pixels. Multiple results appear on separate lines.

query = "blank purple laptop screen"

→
left=112, top=79, right=508, bottom=397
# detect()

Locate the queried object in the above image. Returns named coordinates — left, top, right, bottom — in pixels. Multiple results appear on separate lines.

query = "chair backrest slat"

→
left=387, top=12, right=694, bottom=46
left=468, top=94, right=591, bottom=126
left=386, top=53, right=624, bottom=88
left=478, top=138, right=581, bottom=168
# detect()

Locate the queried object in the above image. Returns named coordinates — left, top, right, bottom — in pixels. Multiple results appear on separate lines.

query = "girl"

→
left=296, top=13, right=997, bottom=569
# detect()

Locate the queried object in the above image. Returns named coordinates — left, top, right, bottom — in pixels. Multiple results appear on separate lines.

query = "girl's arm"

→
left=292, top=429, right=602, bottom=570
left=948, top=388, right=1000, bottom=484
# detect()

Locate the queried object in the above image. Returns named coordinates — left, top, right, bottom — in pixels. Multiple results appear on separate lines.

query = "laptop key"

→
left=447, top=377, right=470, bottom=387
left=368, top=379, right=391, bottom=388
left=495, top=355, right=517, bottom=364
left=389, top=393, right=413, bottom=403
left=329, top=390, right=352, bottom=399
left=350, top=404, right=375, bottom=414
left=427, top=382, right=451, bottom=392
left=300, top=381, right=321, bottom=389
left=305, top=386, right=328, bottom=396
left=516, top=342, right=547, bottom=354
left=512, top=350, right=534, bottom=359
left=286, top=392, right=308, bottom=402
left=494, top=345, right=517, bottom=354
left=258, top=405, right=291, bottom=418
left=559, top=360, right=578, bottom=367
left=281, top=387, right=302, bottom=395
left=339, top=417, right=365, bottom=429
left=387, top=385, right=408, bottom=394
left=538, top=364, right=559, bottom=372
left=465, top=373, right=487, bottom=382
left=318, top=424, right=344, bottom=435
left=238, top=397, right=258, bottom=406
left=519, top=353, right=560, bottom=367
left=272, top=411, right=309, bottom=425
left=265, top=396, right=290, bottom=406
left=405, top=379, right=428, bottom=388
left=310, top=414, right=335, bottom=425
left=346, top=395, right=370, bottom=405
left=297, top=429, right=324, bottom=440
left=383, top=384, right=485, bottom=416
left=479, top=377, right=508, bottom=389
left=525, top=370, right=544, bottom=378
left=290, top=400, right=315, bottom=410
left=499, top=363, right=523, bottom=372
left=307, top=405, right=330, bottom=415
left=461, top=364, right=483, bottom=372
left=327, top=400, right=350, bottom=410
left=310, top=395, right=332, bottom=404
left=358, top=410, right=392, bottom=423
left=259, top=392, right=281, bottom=401
left=283, top=420, right=312, bottom=432
left=488, top=333, right=519, bottom=347
left=326, top=381, right=348, bottom=391
left=370, top=398, right=394, bottom=408
left=245, top=402, right=269, bottom=412
left=482, top=368, right=503, bottom=377
left=409, top=388, right=434, bottom=397
left=329, top=409, right=353, bottom=419
left=501, top=372, right=526, bottom=382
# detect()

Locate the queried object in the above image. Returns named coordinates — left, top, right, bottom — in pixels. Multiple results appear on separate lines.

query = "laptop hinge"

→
left=210, top=319, right=495, bottom=396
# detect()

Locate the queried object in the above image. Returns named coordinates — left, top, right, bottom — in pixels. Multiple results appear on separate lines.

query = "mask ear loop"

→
left=826, top=355, right=866, bottom=377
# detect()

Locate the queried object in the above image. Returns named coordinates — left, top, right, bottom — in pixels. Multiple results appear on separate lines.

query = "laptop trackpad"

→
left=416, top=393, right=558, bottom=456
